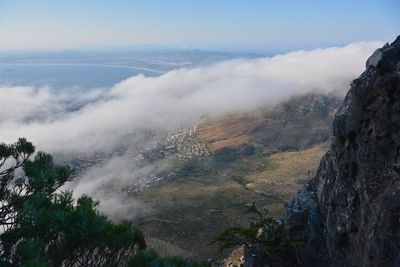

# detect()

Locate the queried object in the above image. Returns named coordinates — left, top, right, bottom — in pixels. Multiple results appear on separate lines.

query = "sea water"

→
left=0, top=64, right=160, bottom=91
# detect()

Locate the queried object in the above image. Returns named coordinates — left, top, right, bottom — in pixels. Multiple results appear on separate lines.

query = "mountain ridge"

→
left=285, top=35, right=400, bottom=266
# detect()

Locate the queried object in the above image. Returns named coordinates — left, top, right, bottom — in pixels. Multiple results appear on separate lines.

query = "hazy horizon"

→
left=0, top=0, right=398, bottom=52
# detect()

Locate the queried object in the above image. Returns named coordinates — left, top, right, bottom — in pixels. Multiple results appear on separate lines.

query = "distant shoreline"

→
left=0, top=62, right=165, bottom=74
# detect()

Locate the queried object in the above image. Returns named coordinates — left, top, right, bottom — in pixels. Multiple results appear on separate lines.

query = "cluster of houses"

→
left=163, top=125, right=211, bottom=160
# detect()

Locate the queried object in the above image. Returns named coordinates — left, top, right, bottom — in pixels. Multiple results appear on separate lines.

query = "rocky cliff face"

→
left=285, top=36, right=400, bottom=266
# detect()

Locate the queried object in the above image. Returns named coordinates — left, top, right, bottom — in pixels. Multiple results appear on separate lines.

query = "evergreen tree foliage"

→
left=0, top=139, right=146, bottom=266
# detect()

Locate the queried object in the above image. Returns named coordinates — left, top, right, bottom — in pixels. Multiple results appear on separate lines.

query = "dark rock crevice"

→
left=285, top=36, right=400, bottom=266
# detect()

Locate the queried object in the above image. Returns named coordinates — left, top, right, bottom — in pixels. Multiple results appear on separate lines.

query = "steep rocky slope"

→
left=285, top=36, right=400, bottom=266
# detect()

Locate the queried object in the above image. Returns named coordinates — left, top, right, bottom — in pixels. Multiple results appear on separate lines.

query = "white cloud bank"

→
left=0, top=41, right=382, bottom=218
left=0, top=41, right=381, bottom=155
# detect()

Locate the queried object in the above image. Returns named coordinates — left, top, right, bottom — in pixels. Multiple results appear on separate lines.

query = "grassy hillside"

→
left=196, top=93, right=340, bottom=152
left=127, top=94, right=340, bottom=260
left=134, top=144, right=328, bottom=259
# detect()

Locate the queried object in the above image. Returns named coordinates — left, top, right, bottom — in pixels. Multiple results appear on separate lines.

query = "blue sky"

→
left=0, top=0, right=398, bottom=51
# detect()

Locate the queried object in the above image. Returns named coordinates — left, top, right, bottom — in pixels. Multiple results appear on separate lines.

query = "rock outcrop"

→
left=285, top=36, right=400, bottom=266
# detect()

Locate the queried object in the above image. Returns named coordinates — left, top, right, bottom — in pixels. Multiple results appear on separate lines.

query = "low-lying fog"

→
left=0, top=42, right=381, bottom=219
